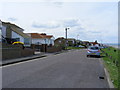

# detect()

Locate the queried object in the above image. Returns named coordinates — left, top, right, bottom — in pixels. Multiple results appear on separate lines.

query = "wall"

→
left=32, top=38, right=54, bottom=46
left=47, top=38, right=54, bottom=46
left=32, top=39, right=45, bottom=45
left=2, top=43, right=34, bottom=60
left=47, top=46, right=62, bottom=53
left=2, top=44, right=21, bottom=60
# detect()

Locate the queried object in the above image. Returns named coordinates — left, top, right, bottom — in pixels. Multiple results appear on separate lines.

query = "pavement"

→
left=1, top=52, right=45, bottom=66
left=1, top=50, right=70, bottom=66
left=2, top=49, right=110, bottom=88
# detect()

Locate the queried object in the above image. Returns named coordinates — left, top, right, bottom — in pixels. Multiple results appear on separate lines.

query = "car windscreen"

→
left=89, top=47, right=99, bottom=50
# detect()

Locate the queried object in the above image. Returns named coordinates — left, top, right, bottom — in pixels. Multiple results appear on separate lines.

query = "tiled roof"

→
left=28, top=33, right=53, bottom=39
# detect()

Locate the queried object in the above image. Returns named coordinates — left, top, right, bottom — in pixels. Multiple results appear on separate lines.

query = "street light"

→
left=77, top=34, right=79, bottom=40
left=65, top=27, right=70, bottom=50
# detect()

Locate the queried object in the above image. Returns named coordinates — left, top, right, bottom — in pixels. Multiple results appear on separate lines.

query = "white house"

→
left=27, top=33, right=54, bottom=46
left=1, top=21, right=31, bottom=46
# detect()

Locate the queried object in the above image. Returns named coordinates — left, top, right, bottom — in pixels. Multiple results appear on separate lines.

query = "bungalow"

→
left=55, top=37, right=77, bottom=47
left=82, top=41, right=91, bottom=47
left=90, top=41, right=100, bottom=47
left=54, top=37, right=66, bottom=46
left=1, top=21, right=31, bottom=47
left=67, top=38, right=76, bottom=46
left=27, top=33, right=54, bottom=46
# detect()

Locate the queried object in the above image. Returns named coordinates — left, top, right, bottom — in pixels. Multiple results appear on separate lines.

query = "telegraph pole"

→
left=65, top=27, right=70, bottom=50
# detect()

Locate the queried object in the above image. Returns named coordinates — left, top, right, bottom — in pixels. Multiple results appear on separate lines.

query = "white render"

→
left=32, top=38, right=54, bottom=45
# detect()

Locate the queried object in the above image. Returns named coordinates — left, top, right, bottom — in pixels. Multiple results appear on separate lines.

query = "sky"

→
left=0, top=0, right=118, bottom=43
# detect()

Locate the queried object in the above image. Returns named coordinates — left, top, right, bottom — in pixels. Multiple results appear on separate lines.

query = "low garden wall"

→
left=47, top=46, right=62, bottom=53
left=2, top=43, right=34, bottom=60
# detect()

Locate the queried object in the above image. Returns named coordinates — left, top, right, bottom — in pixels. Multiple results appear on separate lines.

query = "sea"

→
left=103, top=43, right=120, bottom=49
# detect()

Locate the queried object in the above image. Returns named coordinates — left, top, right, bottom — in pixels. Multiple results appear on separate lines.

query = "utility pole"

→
left=65, top=27, right=70, bottom=50
left=77, top=34, right=79, bottom=40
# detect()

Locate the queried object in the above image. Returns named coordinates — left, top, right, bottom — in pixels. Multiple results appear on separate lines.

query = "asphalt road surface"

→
left=2, top=49, right=109, bottom=88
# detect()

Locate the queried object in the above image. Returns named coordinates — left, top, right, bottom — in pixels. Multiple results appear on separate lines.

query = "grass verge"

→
left=101, top=47, right=119, bottom=88
left=67, top=46, right=85, bottom=49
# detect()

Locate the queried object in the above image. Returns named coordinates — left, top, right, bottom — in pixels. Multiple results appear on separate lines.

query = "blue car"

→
left=87, top=46, right=100, bottom=57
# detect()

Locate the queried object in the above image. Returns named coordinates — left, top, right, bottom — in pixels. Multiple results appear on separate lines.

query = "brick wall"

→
left=47, top=46, right=62, bottom=53
left=2, top=43, right=34, bottom=60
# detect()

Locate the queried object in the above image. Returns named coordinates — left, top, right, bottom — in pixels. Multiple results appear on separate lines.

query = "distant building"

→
left=90, top=40, right=99, bottom=46
left=55, top=37, right=78, bottom=47
left=54, top=37, right=66, bottom=46
left=27, top=33, right=54, bottom=46
left=67, top=38, right=76, bottom=46
left=1, top=21, right=31, bottom=46
left=82, top=41, right=91, bottom=47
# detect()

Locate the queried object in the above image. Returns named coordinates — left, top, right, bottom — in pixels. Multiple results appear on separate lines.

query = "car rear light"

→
left=87, top=50, right=91, bottom=52
left=97, top=50, right=100, bottom=52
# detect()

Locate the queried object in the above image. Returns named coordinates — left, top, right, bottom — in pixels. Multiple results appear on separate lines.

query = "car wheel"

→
left=87, top=55, right=89, bottom=57
left=97, top=55, right=100, bottom=58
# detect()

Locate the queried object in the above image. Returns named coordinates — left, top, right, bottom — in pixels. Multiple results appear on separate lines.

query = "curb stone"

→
left=99, top=58, right=114, bottom=88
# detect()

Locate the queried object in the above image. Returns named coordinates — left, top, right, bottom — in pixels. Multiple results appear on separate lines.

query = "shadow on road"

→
left=87, top=55, right=106, bottom=58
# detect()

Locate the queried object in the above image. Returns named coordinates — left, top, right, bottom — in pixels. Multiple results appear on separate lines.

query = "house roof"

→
left=83, top=41, right=89, bottom=43
left=90, top=42, right=99, bottom=44
left=27, top=33, right=53, bottom=39
left=2, top=21, right=30, bottom=38
left=2, top=21, right=24, bottom=31
left=67, top=38, right=76, bottom=41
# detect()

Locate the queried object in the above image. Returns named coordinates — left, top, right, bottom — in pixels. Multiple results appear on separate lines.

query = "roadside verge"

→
left=99, top=58, right=114, bottom=88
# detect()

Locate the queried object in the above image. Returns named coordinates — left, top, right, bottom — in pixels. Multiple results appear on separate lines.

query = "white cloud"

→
left=7, top=17, right=17, bottom=21
left=32, top=18, right=83, bottom=29
left=1, top=0, right=119, bottom=2
left=32, top=21, right=60, bottom=29
left=0, top=2, right=118, bottom=43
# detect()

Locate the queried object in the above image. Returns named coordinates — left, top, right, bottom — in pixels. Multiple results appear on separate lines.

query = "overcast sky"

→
left=0, top=0, right=118, bottom=43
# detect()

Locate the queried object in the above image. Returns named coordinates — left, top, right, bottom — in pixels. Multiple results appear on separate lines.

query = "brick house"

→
left=54, top=37, right=66, bottom=46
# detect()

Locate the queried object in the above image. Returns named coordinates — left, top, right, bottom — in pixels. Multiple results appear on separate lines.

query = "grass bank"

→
left=67, top=46, right=85, bottom=50
left=101, top=47, right=119, bottom=88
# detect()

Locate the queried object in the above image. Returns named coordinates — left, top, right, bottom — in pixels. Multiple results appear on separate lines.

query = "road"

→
left=2, top=49, right=109, bottom=88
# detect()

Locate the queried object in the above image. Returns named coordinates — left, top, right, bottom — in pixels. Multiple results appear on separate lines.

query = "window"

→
left=24, top=38, right=30, bottom=45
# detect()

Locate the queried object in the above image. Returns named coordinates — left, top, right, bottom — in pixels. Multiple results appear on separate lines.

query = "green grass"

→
left=101, top=47, right=119, bottom=88
left=67, top=46, right=85, bottom=50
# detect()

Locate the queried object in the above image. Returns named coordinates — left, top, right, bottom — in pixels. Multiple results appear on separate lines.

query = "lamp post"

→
left=65, top=27, right=70, bottom=50
left=77, top=34, right=79, bottom=40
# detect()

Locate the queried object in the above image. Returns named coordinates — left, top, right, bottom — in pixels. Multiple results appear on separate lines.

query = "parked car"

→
left=78, top=45, right=85, bottom=48
left=87, top=46, right=100, bottom=57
